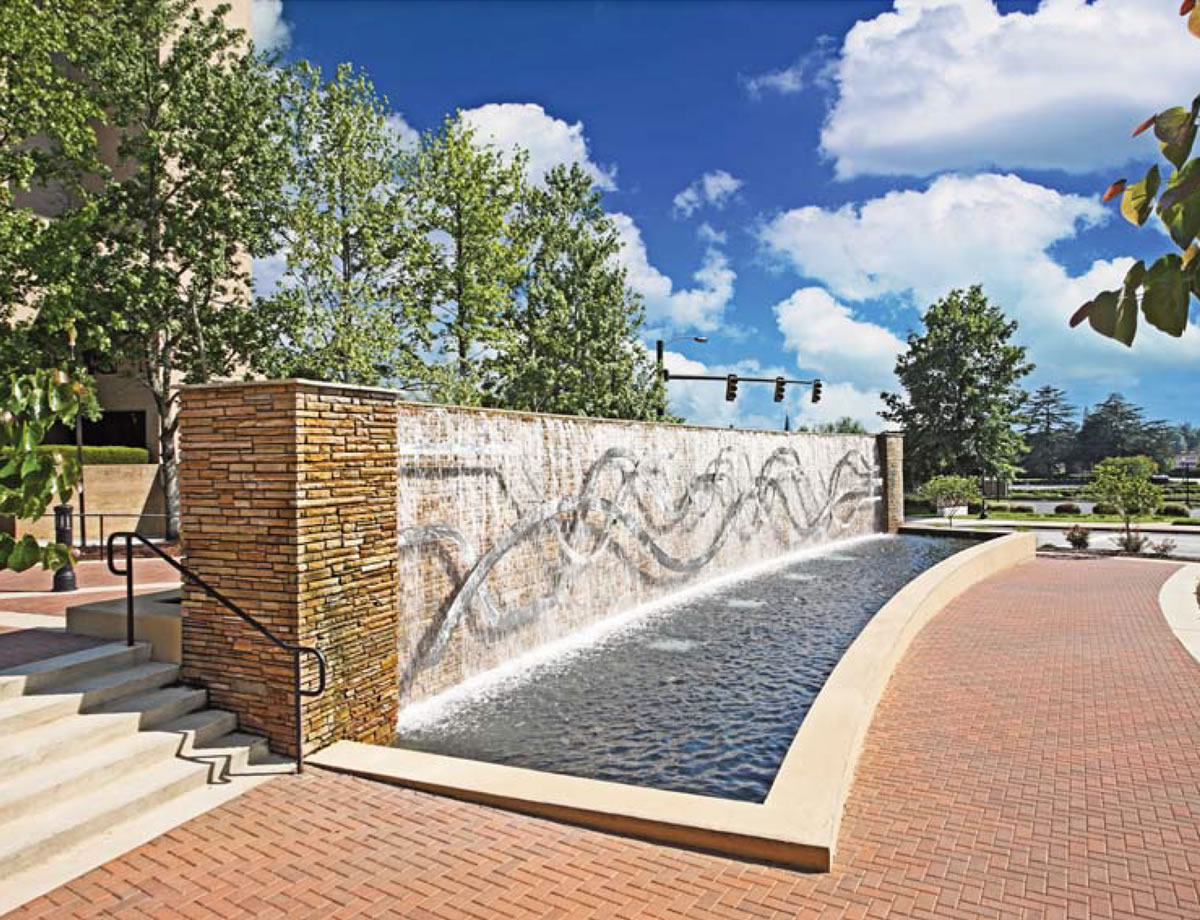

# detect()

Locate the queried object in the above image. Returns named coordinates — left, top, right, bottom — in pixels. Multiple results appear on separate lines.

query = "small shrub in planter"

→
left=1149, top=537, right=1178, bottom=558
left=1010, top=504, right=1035, bottom=514
left=1113, top=531, right=1149, bottom=554
left=1158, top=504, right=1189, bottom=517
left=1064, top=524, right=1090, bottom=550
left=1092, top=502, right=1118, bottom=515
left=1054, top=502, right=1082, bottom=515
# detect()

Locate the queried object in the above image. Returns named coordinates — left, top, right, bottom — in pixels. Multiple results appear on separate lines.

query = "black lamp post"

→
left=655, top=336, right=708, bottom=419
left=52, top=504, right=76, bottom=592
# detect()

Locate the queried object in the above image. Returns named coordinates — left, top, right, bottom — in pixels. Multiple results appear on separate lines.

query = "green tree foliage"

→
left=800, top=417, right=869, bottom=435
left=1071, top=5, right=1200, bottom=347
left=918, top=474, right=980, bottom=528
left=494, top=164, right=662, bottom=419
left=76, top=0, right=286, bottom=537
left=255, top=61, right=433, bottom=387
left=0, top=370, right=99, bottom=571
left=410, top=115, right=528, bottom=405
left=1072, top=393, right=1181, bottom=471
left=882, top=286, right=1033, bottom=485
left=0, top=0, right=112, bottom=368
left=1019, top=385, right=1078, bottom=478
left=1089, top=455, right=1162, bottom=544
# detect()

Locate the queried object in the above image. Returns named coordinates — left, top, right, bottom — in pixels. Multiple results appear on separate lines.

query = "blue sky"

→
left=253, top=0, right=1200, bottom=431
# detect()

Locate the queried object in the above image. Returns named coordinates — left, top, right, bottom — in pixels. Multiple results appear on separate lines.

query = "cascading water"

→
left=394, top=406, right=883, bottom=707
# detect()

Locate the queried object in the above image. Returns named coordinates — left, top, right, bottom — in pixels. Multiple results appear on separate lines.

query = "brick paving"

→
left=7, top=556, right=1200, bottom=919
left=0, top=558, right=180, bottom=618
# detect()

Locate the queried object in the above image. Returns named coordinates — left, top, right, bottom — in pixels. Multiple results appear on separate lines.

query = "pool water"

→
left=395, top=534, right=973, bottom=802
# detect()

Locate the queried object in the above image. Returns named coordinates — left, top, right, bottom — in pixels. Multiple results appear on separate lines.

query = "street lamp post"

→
left=655, top=336, right=708, bottom=419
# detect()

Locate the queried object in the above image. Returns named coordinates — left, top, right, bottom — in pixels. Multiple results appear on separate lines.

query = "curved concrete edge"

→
left=310, top=532, right=1037, bottom=872
left=1159, top=563, right=1200, bottom=666
left=765, top=531, right=1037, bottom=858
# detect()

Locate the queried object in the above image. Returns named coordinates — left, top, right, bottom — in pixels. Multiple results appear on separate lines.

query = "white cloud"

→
left=697, top=223, right=727, bottom=245
left=774, top=287, right=904, bottom=390
left=759, top=171, right=1200, bottom=383
left=821, top=0, right=1200, bottom=178
left=742, top=61, right=806, bottom=98
left=794, top=382, right=889, bottom=431
left=672, top=170, right=743, bottom=218
left=614, top=213, right=735, bottom=332
left=459, top=103, right=617, bottom=190
left=385, top=113, right=420, bottom=151
left=251, top=0, right=291, bottom=52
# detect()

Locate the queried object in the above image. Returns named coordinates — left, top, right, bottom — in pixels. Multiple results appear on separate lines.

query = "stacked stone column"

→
left=177, top=380, right=400, bottom=756
left=876, top=431, right=905, bottom=533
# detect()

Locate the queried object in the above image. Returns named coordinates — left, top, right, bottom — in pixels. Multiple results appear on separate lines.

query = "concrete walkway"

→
left=7, top=557, right=1200, bottom=919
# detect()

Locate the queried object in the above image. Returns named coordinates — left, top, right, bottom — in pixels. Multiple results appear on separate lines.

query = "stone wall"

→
left=178, top=379, right=899, bottom=753
left=178, top=380, right=398, bottom=756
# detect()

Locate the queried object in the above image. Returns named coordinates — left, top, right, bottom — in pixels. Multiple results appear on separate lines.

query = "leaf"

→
left=41, top=543, right=73, bottom=572
left=1133, top=114, right=1157, bottom=137
left=1079, top=289, right=1120, bottom=337
left=1120, top=165, right=1160, bottom=226
left=1141, top=254, right=1189, bottom=337
left=1159, top=181, right=1200, bottom=249
left=1183, top=0, right=1196, bottom=14
left=1183, top=242, right=1200, bottom=270
left=1155, top=107, right=1198, bottom=169
left=1103, top=179, right=1127, bottom=202
left=8, top=536, right=42, bottom=573
left=1112, top=260, right=1145, bottom=347
left=1191, top=4, right=1200, bottom=38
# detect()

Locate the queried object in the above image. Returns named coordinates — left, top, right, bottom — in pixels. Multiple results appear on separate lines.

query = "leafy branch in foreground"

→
left=0, top=370, right=98, bottom=572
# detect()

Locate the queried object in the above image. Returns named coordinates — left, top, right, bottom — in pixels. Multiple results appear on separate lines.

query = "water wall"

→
left=396, top=405, right=884, bottom=705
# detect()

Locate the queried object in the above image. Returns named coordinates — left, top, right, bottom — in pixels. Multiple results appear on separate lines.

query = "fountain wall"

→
left=176, top=380, right=901, bottom=755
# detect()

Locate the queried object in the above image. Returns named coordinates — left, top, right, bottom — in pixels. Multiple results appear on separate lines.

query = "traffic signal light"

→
left=773, top=377, right=786, bottom=402
left=811, top=379, right=823, bottom=403
left=725, top=373, right=739, bottom=402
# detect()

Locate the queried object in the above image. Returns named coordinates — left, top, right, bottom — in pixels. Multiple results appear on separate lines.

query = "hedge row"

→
left=3, top=445, right=151, bottom=465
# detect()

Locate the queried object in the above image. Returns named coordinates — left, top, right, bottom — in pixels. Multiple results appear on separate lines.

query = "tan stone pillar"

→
left=877, top=431, right=905, bottom=533
left=178, top=380, right=399, bottom=757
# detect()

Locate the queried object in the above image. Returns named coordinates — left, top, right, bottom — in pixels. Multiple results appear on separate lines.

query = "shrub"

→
left=918, top=475, right=981, bottom=527
left=1092, top=502, right=1118, bottom=515
left=3, top=445, right=150, bottom=465
left=1158, top=504, right=1189, bottom=517
left=1054, top=502, right=1081, bottom=515
left=1010, top=504, right=1035, bottom=513
left=1064, top=525, right=1090, bottom=550
left=1173, top=519, right=1198, bottom=525
left=989, top=502, right=1010, bottom=513
left=1149, top=537, right=1178, bottom=558
left=1113, top=531, right=1149, bottom=554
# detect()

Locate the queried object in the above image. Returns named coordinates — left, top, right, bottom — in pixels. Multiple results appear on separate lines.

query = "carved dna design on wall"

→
left=398, top=444, right=877, bottom=686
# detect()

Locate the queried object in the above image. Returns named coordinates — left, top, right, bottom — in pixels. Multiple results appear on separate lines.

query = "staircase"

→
left=0, top=641, right=286, bottom=901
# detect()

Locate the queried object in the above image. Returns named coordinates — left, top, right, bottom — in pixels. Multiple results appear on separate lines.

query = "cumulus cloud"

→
left=385, top=113, right=420, bottom=151
left=774, top=287, right=905, bottom=390
left=459, top=103, right=617, bottom=190
left=821, top=0, right=1200, bottom=178
left=672, top=170, right=743, bottom=218
left=742, top=61, right=806, bottom=98
left=614, top=213, right=735, bottom=332
left=759, top=171, right=1200, bottom=382
left=793, top=382, right=889, bottom=431
left=251, top=0, right=291, bottom=51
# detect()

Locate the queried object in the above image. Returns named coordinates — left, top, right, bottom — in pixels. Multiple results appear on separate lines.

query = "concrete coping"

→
left=1159, top=563, right=1200, bottom=666
left=310, top=531, right=1037, bottom=871
left=179, top=378, right=886, bottom=440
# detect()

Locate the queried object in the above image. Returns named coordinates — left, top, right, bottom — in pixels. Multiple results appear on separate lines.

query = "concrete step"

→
left=188, top=731, right=271, bottom=779
left=0, top=643, right=151, bottom=694
left=90, top=685, right=208, bottom=730
left=0, top=693, right=80, bottom=736
left=45, top=660, right=180, bottom=709
left=0, top=757, right=208, bottom=881
left=159, top=708, right=238, bottom=748
left=0, top=709, right=140, bottom=776
left=0, top=730, right=180, bottom=824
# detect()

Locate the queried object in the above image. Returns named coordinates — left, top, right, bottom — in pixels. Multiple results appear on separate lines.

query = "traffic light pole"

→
left=662, top=371, right=822, bottom=402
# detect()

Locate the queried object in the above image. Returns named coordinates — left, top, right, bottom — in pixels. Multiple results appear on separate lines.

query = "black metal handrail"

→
left=106, top=532, right=328, bottom=773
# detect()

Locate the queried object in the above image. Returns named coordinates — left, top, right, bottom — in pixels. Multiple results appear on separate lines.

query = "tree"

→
left=1070, top=7, right=1200, bottom=347
left=0, top=0, right=112, bottom=370
left=1072, top=393, right=1179, bottom=471
left=77, top=0, right=286, bottom=538
left=0, top=369, right=99, bottom=572
left=493, top=163, right=663, bottom=419
left=919, top=475, right=980, bottom=528
left=254, top=61, right=432, bottom=387
left=1089, top=456, right=1162, bottom=548
left=409, top=115, right=528, bottom=405
left=1019, top=386, right=1077, bottom=478
left=882, top=286, right=1033, bottom=485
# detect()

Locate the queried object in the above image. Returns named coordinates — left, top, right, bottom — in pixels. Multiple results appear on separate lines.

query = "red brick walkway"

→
left=8, top=557, right=1200, bottom=919
left=0, top=558, right=180, bottom=618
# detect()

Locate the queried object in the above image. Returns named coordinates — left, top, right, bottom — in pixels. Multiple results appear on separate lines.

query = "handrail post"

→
left=125, top=533, right=134, bottom=647
left=294, top=649, right=304, bottom=774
